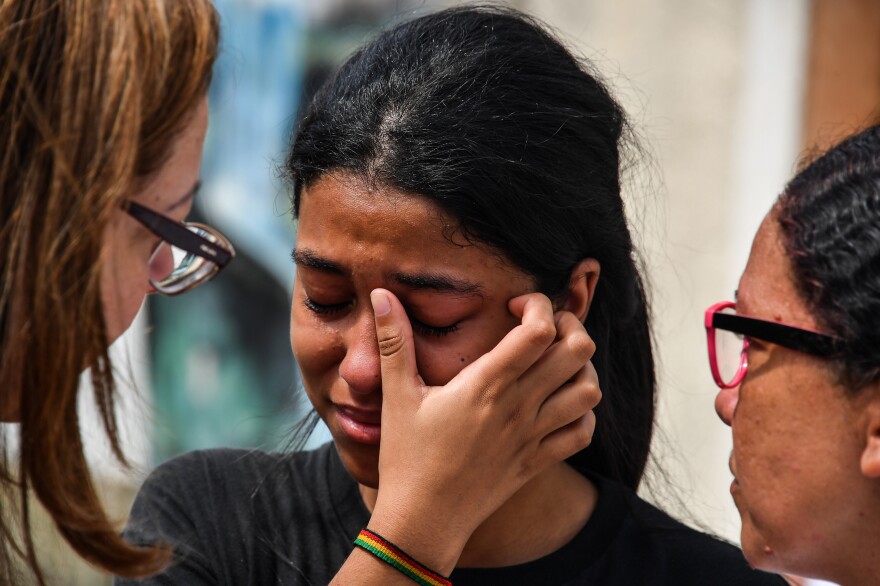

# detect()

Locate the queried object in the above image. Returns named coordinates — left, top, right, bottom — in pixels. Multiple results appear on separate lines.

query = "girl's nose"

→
left=338, top=311, right=381, bottom=395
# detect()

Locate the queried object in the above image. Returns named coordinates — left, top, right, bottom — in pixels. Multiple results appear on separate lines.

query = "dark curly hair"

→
left=286, top=6, right=655, bottom=489
left=778, top=124, right=880, bottom=390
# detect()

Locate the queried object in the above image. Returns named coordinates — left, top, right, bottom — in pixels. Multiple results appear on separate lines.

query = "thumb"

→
left=370, top=288, right=422, bottom=406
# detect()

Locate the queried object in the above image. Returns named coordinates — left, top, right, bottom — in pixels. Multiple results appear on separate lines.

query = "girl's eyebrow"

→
left=392, top=271, right=484, bottom=297
left=291, top=248, right=484, bottom=297
left=291, top=248, right=343, bottom=274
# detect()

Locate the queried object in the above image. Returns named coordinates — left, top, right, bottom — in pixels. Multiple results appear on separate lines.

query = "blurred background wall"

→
left=27, top=0, right=880, bottom=583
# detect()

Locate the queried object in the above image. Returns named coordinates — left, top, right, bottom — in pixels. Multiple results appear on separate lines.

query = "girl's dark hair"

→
left=778, top=124, right=880, bottom=390
left=286, top=6, right=655, bottom=489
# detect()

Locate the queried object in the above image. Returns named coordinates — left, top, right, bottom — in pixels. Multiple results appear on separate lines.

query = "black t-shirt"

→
left=116, top=443, right=785, bottom=585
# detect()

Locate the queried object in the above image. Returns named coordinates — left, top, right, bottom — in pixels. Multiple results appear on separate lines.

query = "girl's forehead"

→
left=298, top=174, right=458, bottom=246
left=295, top=173, right=533, bottom=291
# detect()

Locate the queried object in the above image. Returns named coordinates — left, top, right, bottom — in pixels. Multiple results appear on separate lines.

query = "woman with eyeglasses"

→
left=707, top=124, right=880, bottom=586
left=0, top=1, right=224, bottom=582
left=118, top=7, right=785, bottom=585
left=1, top=1, right=599, bottom=584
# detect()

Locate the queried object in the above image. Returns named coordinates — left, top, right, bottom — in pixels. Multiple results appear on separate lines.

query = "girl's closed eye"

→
left=303, top=293, right=461, bottom=338
left=304, top=296, right=351, bottom=315
left=408, top=314, right=459, bottom=337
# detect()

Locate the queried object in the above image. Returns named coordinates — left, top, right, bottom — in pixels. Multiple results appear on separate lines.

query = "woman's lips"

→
left=335, top=405, right=382, bottom=445
left=728, top=452, right=740, bottom=494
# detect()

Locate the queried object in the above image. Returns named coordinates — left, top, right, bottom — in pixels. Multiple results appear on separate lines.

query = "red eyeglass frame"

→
left=704, top=300, right=839, bottom=389
left=704, top=301, right=749, bottom=389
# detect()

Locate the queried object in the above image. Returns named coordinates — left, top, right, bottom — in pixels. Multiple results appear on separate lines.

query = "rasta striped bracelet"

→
left=353, top=528, right=453, bottom=586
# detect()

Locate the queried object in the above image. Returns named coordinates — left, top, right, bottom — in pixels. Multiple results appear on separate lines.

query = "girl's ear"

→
left=558, top=258, right=600, bottom=321
left=860, top=392, right=880, bottom=479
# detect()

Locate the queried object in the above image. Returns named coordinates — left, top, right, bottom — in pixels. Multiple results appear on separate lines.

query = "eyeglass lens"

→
left=148, top=224, right=221, bottom=294
left=714, top=306, right=746, bottom=386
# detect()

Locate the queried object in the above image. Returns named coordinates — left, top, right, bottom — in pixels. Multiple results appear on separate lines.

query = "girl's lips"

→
left=335, top=405, right=381, bottom=445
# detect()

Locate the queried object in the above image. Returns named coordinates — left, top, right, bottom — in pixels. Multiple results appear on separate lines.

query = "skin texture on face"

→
left=716, top=210, right=873, bottom=582
left=290, top=173, right=538, bottom=490
left=100, top=97, right=208, bottom=343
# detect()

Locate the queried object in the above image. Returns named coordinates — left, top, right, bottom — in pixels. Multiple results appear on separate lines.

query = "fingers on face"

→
left=514, top=360, right=601, bottom=479
left=554, top=311, right=595, bottom=358
left=371, top=288, right=420, bottom=400
left=515, top=311, right=594, bottom=406
left=537, top=410, right=598, bottom=465
left=535, top=360, right=601, bottom=436
left=463, top=293, right=557, bottom=394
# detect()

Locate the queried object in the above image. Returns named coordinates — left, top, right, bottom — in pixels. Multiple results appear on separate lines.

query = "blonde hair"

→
left=0, top=0, right=219, bottom=581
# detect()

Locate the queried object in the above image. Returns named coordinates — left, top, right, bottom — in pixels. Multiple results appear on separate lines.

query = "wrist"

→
left=367, top=497, right=471, bottom=576
left=354, top=528, right=453, bottom=586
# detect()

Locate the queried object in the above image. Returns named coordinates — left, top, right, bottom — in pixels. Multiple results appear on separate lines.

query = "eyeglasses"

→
left=125, top=200, right=235, bottom=295
left=704, top=301, right=839, bottom=389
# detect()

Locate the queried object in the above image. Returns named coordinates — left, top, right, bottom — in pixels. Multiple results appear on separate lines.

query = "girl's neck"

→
left=359, top=462, right=597, bottom=568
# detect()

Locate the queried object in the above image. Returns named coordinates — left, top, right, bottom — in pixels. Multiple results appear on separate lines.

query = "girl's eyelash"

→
left=409, top=317, right=459, bottom=337
left=305, top=296, right=459, bottom=336
left=304, top=297, right=350, bottom=315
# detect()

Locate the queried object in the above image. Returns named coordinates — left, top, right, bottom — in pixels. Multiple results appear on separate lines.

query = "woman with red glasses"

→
left=0, top=1, right=597, bottom=584
left=706, top=124, right=880, bottom=586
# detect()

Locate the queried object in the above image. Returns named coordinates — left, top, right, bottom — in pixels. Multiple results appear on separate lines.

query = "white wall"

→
left=513, top=0, right=810, bottom=544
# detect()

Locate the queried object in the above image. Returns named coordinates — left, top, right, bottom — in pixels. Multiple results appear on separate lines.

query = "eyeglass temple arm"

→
left=126, top=201, right=232, bottom=266
left=711, top=312, right=837, bottom=357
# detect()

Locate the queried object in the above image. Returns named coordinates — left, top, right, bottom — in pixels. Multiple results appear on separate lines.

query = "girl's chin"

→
left=334, top=441, right=380, bottom=489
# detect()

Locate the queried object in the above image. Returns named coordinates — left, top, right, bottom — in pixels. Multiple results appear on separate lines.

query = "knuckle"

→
left=573, top=416, right=595, bottom=448
left=574, top=374, right=602, bottom=407
left=377, top=332, right=405, bottom=358
left=474, top=376, right=500, bottom=401
left=505, top=406, right=522, bottom=428
left=475, top=383, right=500, bottom=408
left=573, top=388, right=593, bottom=414
left=565, top=331, right=594, bottom=362
left=590, top=386, right=603, bottom=407
left=525, top=321, right=556, bottom=348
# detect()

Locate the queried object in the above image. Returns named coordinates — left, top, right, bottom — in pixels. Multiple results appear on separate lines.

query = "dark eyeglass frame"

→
left=124, top=200, right=234, bottom=295
left=704, top=301, right=839, bottom=389
left=125, top=201, right=234, bottom=267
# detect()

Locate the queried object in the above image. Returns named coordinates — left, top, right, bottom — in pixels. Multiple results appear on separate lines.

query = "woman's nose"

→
left=339, top=311, right=381, bottom=395
left=149, top=242, right=174, bottom=283
left=714, top=385, right=739, bottom=426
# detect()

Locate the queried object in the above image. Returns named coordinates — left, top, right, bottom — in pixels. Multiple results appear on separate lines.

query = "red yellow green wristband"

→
left=353, top=528, right=453, bottom=586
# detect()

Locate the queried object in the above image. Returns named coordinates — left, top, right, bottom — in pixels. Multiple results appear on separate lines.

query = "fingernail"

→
left=370, top=290, right=391, bottom=317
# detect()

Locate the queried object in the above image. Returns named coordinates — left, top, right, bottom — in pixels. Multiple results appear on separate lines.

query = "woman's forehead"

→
left=738, top=213, right=819, bottom=331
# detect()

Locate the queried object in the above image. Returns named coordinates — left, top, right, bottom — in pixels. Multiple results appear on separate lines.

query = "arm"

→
left=331, top=290, right=600, bottom=583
